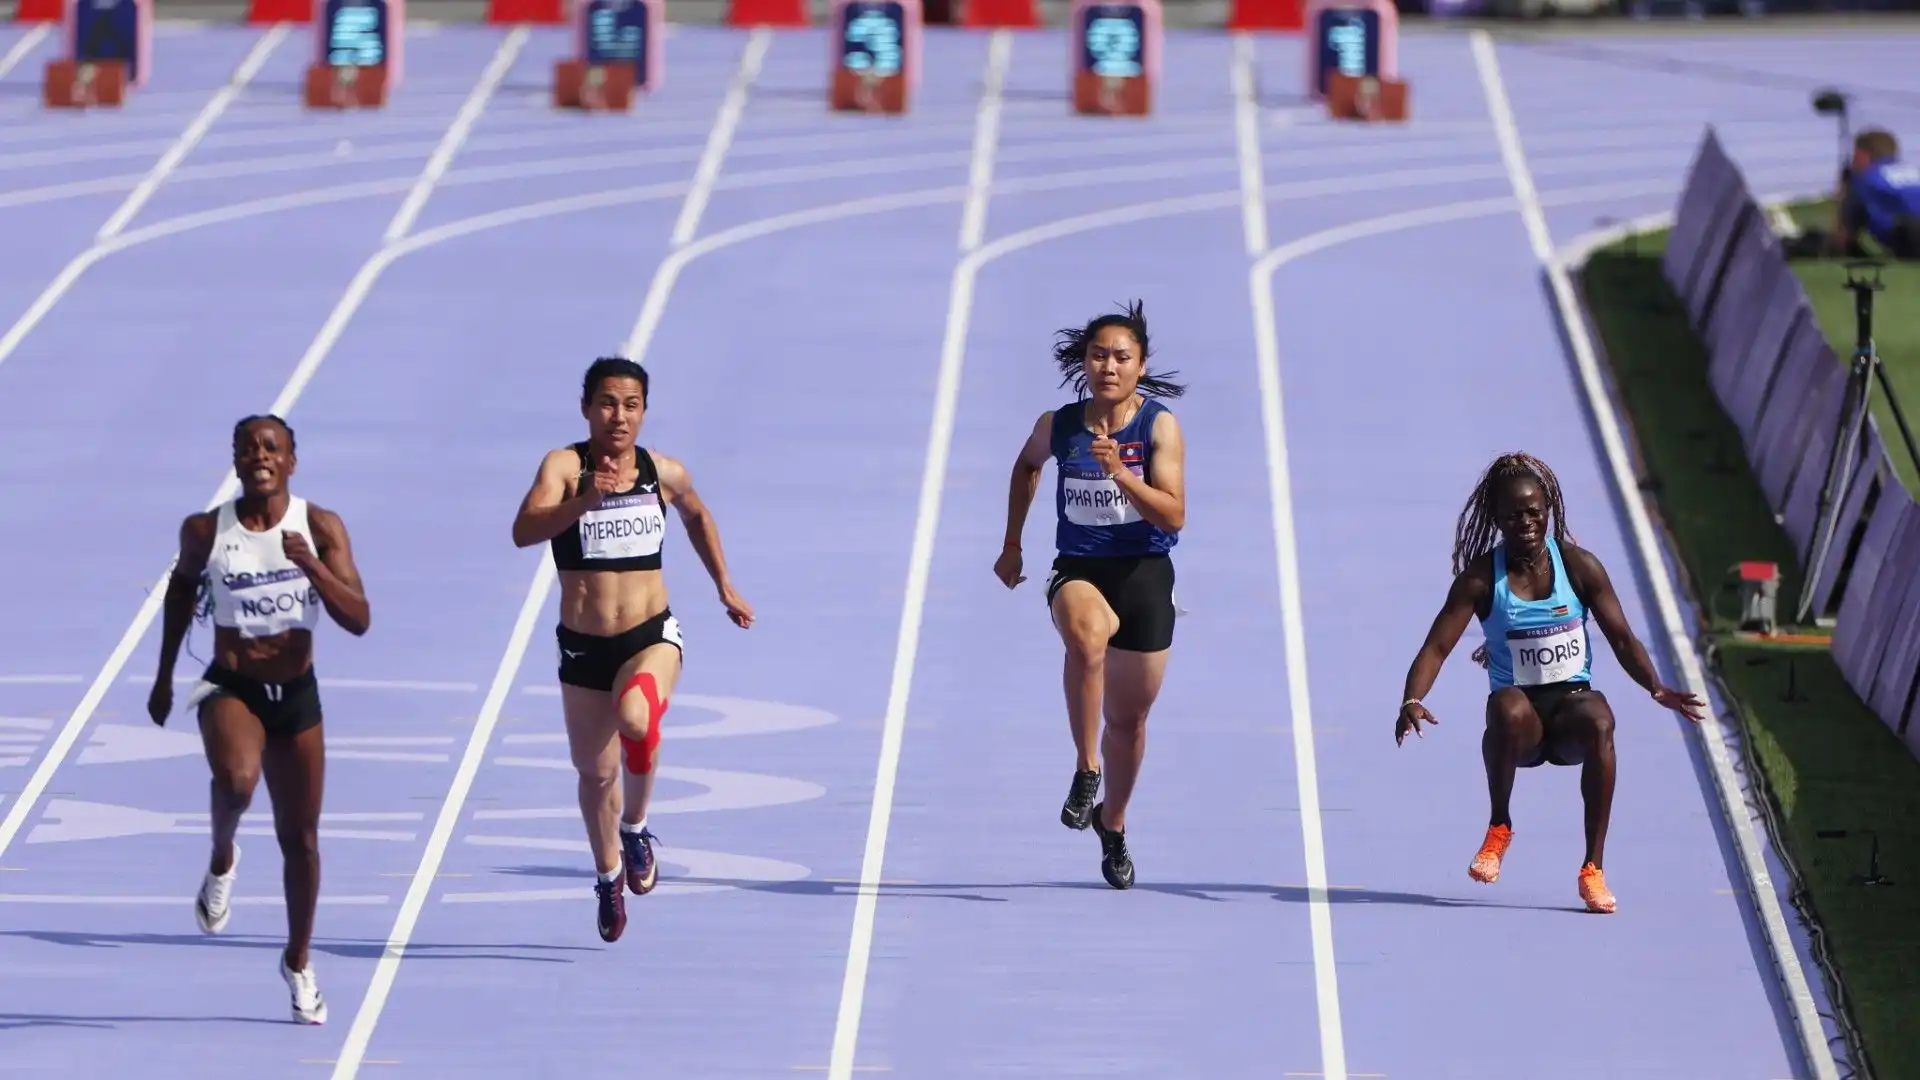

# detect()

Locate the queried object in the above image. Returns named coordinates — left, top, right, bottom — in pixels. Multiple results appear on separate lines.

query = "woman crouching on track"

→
left=993, top=300, right=1186, bottom=891
left=148, top=414, right=371, bottom=1025
left=1394, top=451, right=1704, bottom=914
left=512, top=357, right=753, bottom=942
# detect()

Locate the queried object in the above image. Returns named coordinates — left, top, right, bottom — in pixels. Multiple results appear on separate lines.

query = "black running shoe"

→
left=595, top=877, right=627, bottom=942
left=1089, top=802, right=1134, bottom=890
left=1061, top=768, right=1101, bottom=830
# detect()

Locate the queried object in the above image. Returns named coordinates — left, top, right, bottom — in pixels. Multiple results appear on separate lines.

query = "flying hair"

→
left=1051, top=299, right=1187, bottom=400
left=1451, top=452, right=1574, bottom=667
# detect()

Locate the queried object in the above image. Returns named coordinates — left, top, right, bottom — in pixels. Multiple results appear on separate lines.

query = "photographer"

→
left=1823, top=129, right=1920, bottom=261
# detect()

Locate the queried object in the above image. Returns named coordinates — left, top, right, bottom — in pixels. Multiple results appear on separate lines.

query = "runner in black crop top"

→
left=548, top=440, right=669, bottom=574
left=510, top=357, right=754, bottom=944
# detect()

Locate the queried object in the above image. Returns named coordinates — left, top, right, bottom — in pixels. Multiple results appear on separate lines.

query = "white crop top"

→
left=204, top=496, right=324, bottom=639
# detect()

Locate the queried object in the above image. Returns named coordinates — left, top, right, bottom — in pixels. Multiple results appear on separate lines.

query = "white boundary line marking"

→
left=1474, top=30, right=1838, bottom=1075
left=1231, top=33, right=1269, bottom=257
left=824, top=37, right=1010, bottom=1080
left=669, top=29, right=769, bottom=248
left=0, top=30, right=524, bottom=867
left=0, top=25, right=50, bottom=79
left=0, top=26, right=285, bottom=377
left=94, top=25, right=290, bottom=241
left=956, top=31, right=1011, bottom=252
left=325, top=40, right=769, bottom=1080
left=382, top=26, right=528, bottom=243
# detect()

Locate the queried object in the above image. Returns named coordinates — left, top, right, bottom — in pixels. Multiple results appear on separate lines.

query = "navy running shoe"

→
left=620, top=825, right=660, bottom=896
left=595, top=877, right=627, bottom=942
left=1089, top=802, right=1134, bottom=890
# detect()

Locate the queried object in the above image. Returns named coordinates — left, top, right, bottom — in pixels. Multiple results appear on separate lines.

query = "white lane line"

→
left=0, top=25, right=286, bottom=378
left=956, top=30, right=1011, bottom=252
left=1468, top=28, right=1838, bottom=1080
left=323, top=39, right=768, bottom=1080
left=0, top=29, right=526, bottom=867
left=669, top=29, right=770, bottom=247
left=0, top=25, right=50, bottom=78
left=382, top=26, right=528, bottom=243
left=1232, top=33, right=1269, bottom=256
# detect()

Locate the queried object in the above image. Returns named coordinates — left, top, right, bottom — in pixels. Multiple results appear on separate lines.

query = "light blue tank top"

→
left=1479, top=537, right=1592, bottom=691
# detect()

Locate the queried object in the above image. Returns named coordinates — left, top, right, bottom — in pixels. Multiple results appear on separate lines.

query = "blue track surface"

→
left=0, top=16, right=1909, bottom=1079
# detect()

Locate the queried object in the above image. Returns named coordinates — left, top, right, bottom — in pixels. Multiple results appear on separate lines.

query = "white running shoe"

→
left=195, top=845, right=239, bottom=934
left=280, top=955, right=328, bottom=1025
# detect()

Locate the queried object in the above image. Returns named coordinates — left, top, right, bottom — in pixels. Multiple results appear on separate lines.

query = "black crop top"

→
left=549, top=442, right=668, bottom=573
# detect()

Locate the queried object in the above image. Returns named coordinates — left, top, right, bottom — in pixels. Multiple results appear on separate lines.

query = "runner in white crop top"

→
left=1392, top=452, right=1704, bottom=915
left=510, top=357, right=754, bottom=943
left=147, top=414, right=371, bottom=1025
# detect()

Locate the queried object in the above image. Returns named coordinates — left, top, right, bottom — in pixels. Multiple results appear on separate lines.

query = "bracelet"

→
left=1401, top=698, right=1421, bottom=709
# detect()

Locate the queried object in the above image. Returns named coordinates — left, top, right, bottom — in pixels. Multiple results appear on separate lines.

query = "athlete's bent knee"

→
left=618, top=672, right=668, bottom=775
left=1573, top=702, right=1616, bottom=748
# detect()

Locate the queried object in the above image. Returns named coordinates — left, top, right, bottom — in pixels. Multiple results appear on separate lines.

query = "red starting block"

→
left=553, top=0, right=662, bottom=112
left=1325, top=71, right=1408, bottom=122
left=1305, top=0, right=1399, bottom=102
left=305, top=0, right=403, bottom=110
left=828, top=0, right=921, bottom=114
left=1069, top=0, right=1160, bottom=118
left=44, top=0, right=150, bottom=110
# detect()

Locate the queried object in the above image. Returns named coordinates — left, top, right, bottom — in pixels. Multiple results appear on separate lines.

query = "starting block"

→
left=44, top=0, right=151, bottom=110
left=305, top=0, right=403, bottom=110
left=829, top=0, right=921, bottom=114
left=1305, top=0, right=1399, bottom=102
left=553, top=0, right=662, bottom=111
left=1325, top=71, right=1407, bottom=122
left=1069, top=0, right=1160, bottom=117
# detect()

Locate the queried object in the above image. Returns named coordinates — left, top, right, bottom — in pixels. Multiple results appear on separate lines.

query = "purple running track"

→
left=0, top=17, right=1906, bottom=1080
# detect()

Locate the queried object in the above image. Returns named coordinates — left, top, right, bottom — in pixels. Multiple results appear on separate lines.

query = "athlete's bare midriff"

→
left=211, top=627, right=314, bottom=683
left=557, top=569, right=669, bottom=638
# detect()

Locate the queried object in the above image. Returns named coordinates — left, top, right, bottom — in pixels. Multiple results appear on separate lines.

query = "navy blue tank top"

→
left=1050, top=397, right=1178, bottom=559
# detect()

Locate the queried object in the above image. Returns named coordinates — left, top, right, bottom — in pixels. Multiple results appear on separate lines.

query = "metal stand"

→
left=1813, top=87, right=1851, bottom=176
left=1796, top=262, right=1920, bottom=624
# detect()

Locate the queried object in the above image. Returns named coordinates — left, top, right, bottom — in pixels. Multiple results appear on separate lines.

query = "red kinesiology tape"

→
left=617, top=672, right=667, bottom=774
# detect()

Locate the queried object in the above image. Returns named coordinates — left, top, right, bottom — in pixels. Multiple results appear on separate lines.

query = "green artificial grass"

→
left=1577, top=207, right=1920, bottom=1080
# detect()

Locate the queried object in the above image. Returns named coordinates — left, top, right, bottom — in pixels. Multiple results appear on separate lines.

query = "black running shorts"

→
left=1044, top=553, right=1176, bottom=653
left=1514, top=680, right=1601, bottom=768
left=556, top=609, right=684, bottom=692
left=193, top=663, right=323, bottom=738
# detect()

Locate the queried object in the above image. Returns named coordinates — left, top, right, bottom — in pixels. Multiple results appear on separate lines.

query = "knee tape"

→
left=617, top=672, right=667, bottom=774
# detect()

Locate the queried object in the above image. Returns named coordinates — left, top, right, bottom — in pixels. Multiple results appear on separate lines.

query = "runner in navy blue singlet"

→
left=994, top=301, right=1187, bottom=890
left=1393, top=452, right=1704, bottom=913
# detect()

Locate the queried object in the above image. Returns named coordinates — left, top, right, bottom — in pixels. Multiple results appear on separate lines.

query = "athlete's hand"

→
left=1395, top=700, right=1437, bottom=745
left=993, top=547, right=1025, bottom=589
left=719, top=583, right=754, bottom=629
left=146, top=679, right=172, bottom=727
left=1653, top=685, right=1706, bottom=722
left=282, top=530, right=318, bottom=570
left=1090, top=436, right=1122, bottom=477
left=582, top=455, right=619, bottom=507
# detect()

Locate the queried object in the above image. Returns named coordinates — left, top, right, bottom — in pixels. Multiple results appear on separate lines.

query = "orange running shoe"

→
left=1579, top=862, right=1616, bottom=914
left=1468, top=824, right=1512, bottom=883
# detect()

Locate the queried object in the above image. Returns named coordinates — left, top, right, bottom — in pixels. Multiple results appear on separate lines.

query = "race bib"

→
left=1507, top=618, right=1587, bottom=686
left=1062, top=465, right=1143, bottom=527
left=577, top=492, right=666, bottom=561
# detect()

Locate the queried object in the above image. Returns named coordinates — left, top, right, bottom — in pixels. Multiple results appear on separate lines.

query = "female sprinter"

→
left=511, top=357, right=753, bottom=942
left=1393, top=452, right=1704, bottom=914
left=147, top=414, right=371, bottom=1024
left=993, top=301, right=1186, bottom=891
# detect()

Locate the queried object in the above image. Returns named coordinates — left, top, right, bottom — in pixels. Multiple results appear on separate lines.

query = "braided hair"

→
left=1052, top=300, right=1186, bottom=400
left=1451, top=452, right=1574, bottom=667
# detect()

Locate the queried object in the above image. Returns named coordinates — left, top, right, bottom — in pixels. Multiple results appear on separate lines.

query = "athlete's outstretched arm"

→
left=1563, top=545, right=1704, bottom=721
left=657, top=454, right=753, bottom=629
left=994, top=411, right=1053, bottom=588
left=1103, top=409, right=1185, bottom=533
left=1395, top=564, right=1487, bottom=745
left=511, top=447, right=605, bottom=548
left=148, top=513, right=216, bottom=726
left=290, top=505, right=371, bottom=636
